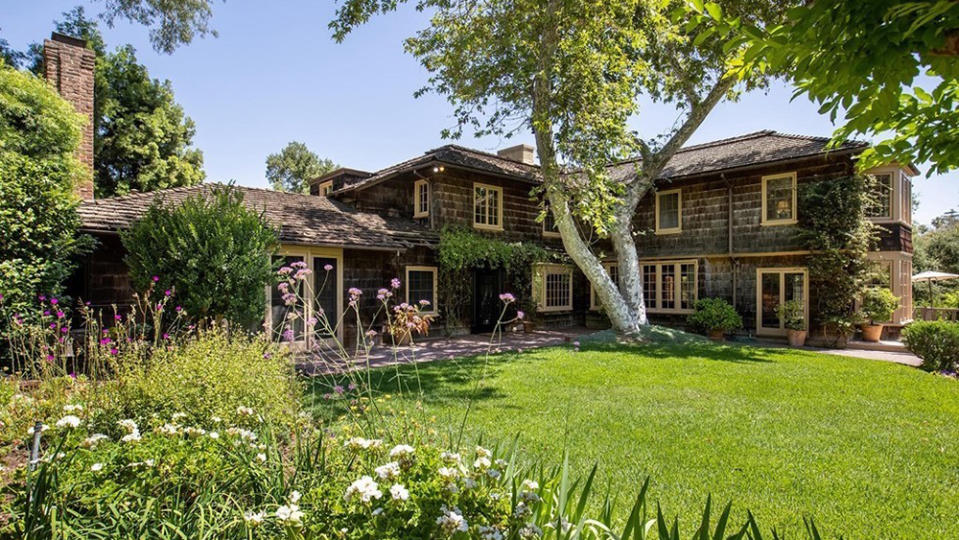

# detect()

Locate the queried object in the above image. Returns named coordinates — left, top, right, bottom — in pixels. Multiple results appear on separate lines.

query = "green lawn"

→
left=305, top=336, right=959, bottom=538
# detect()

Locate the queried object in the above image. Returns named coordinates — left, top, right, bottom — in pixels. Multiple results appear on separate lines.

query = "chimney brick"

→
left=43, top=33, right=95, bottom=200
left=497, top=144, right=536, bottom=165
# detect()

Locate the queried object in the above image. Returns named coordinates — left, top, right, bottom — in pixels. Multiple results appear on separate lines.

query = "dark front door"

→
left=472, top=267, right=504, bottom=333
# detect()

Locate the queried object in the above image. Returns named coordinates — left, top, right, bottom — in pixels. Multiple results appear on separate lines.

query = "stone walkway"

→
left=810, top=346, right=921, bottom=367
left=296, top=327, right=592, bottom=376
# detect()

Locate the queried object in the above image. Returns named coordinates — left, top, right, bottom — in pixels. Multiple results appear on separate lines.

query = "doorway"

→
left=472, top=267, right=505, bottom=333
left=756, top=267, right=808, bottom=336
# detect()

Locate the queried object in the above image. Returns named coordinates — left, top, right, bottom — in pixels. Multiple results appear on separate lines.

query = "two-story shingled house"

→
left=47, top=32, right=915, bottom=348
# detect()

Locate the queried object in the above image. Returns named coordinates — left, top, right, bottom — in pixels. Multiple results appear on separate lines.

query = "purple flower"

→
left=390, top=278, right=401, bottom=289
left=50, top=298, right=58, bottom=305
left=69, top=372, right=76, bottom=379
left=162, top=333, right=170, bottom=340
left=156, top=303, right=163, bottom=311
left=324, top=264, right=334, bottom=272
left=282, top=292, right=297, bottom=306
left=38, top=295, right=46, bottom=301
left=348, top=383, right=357, bottom=391
left=365, top=329, right=378, bottom=338
left=323, top=393, right=333, bottom=400
left=175, top=305, right=182, bottom=312
left=278, top=266, right=293, bottom=275
left=60, top=326, right=69, bottom=333
left=263, top=352, right=272, bottom=359
left=99, top=338, right=112, bottom=345
left=110, top=348, right=119, bottom=356
left=43, top=310, right=51, bottom=316
left=573, top=341, right=580, bottom=347
left=48, top=322, right=56, bottom=329
left=333, top=385, right=345, bottom=395
left=164, top=289, right=172, bottom=297
left=114, top=314, right=122, bottom=321
left=56, top=311, right=64, bottom=319
left=282, top=328, right=295, bottom=342
left=516, top=310, right=525, bottom=320
left=499, top=293, right=515, bottom=303
left=45, top=354, right=54, bottom=362
left=290, top=261, right=307, bottom=269
left=349, top=287, right=363, bottom=301
left=306, top=317, right=318, bottom=326
left=419, top=299, right=431, bottom=306
left=294, top=268, right=312, bottom=280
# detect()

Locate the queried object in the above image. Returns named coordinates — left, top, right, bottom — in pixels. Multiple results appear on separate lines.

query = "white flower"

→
left=211, top=415, right=222, bottom=423
left=62, top=404, right=83, bottom=413
left=243, top=510, right=266, bottom=527
left=27, top=424, right=49, bottom=436
left=345, top=437, right=382, bottom=451
left=288, top=490, right=301, bottom=504
left=479, top=525, right=504, bottom=540
left=475, top=445, right=492, bottom=458
left=208, top=431, right=219, bottom=439
left=156, top=423, right=180, bottom=436
left=487, top=468, right=501, bottom=479
left=463, top=477, right=478, bottom=490
left=171, top=412, right=187, bottom=422
left=236, top=406, right=254, bottom=417
left=389, top=483, right=409, bottom=501
left=389, top=444, right=414, bottom=459
left=519, top=523, right=543, bottom=539
left=121, top=431, right=141, bottom=443
left=276, top=504, right=304, bottom=526
left=256, top=453, right=267, bottom=463
left=473, top=456, right=491, bottom=470
left=82, top=433, right=109, bottom=448
left=438, top=466, right=459, bottom=479
left=375, top=461, right=401, bottom=480
left=117, top=419, right=138, bottom=433
left=514, top=501, right=532, bottom=519
left=440, top=451, right=461, bottom=463
left=436, top=505, right=468, bottom=534
left=345, top=475, right=383, bottom=504
left=495, top=458, right=507, bottom=468
left=90, top=462, right=104, bottom=472
left=372, top=507, right=384, bottom=516
left=183, top=426, right=207, bottom=437
left=522, top=479, right=539, bottom=491
left=56, top=415, right=81, bottom=429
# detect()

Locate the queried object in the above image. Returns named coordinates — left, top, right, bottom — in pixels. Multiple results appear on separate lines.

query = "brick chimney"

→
left=43, top=33, right=95, bottom=200
left=497, top=144, right=536, bottom=165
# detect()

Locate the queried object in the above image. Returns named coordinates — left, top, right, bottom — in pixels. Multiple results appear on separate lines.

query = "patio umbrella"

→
left=912, top=271, right=959, bottom=305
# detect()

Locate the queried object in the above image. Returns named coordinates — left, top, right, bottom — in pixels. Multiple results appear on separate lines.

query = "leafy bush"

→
left=860, top=287, right=899, bottom=325
left=121, top=185, right=279, bottom=327
left=775, top=299, right=806, bottom=331
left=902, top=321, right=959, bottom=372
left=687, top=298, right=743, bottom=333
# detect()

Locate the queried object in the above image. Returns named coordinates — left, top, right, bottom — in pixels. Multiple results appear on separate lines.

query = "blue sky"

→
left=4, top=1, right=955, bottom=225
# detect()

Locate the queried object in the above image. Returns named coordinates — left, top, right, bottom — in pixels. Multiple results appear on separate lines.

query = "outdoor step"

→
left=846, top=339, right=908, bottom=353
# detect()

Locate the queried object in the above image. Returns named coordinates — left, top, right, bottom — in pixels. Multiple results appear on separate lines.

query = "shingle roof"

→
left=77, top=184, right=437, bottom=250
left=335, top=144, right=540, bottom=194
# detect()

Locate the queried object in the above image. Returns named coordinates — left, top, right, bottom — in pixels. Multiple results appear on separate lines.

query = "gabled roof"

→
left=77, top=184, right=437, bottom=250
left=335, top=144, right=540, bottom=195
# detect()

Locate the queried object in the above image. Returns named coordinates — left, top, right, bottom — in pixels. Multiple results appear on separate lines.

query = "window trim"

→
left=317, top=180, right=333, bottom=197
left=264, top=246, right=344, bottom=347
left=755, top=267, right=809, bottom=337
left=589, top=262, right=618, bottom=311
left=413, top=179, right=430, bottom=218
left=405, top=265, right=439, bottom=315
left=654, top=188, right=682, bottom=235
left=640, top=259, right=698, bottom=314
left=534, top=263, right=574, bottom=313
left=864, top=171, right=894, bottom=220
left=863, top=166, right=913, bottom=226
left=542, top=203, right=561, bottom=238
left=472, top=182, right=504, bottom=231
left=760, top=172, right=798, bottom=226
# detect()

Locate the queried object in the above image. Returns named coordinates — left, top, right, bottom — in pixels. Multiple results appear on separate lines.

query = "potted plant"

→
left=775, top=299, right=807, bottom=347
left=386, top=302, right=434, bottom=346
left=859, top=287, right=899, bottom=342
left=687, top=298, right=743, bottom=341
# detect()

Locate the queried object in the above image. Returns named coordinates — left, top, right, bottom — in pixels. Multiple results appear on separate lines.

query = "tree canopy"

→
left=265, top=141, right=337, bottom=194
left=688, top=0, right=959, bottom=175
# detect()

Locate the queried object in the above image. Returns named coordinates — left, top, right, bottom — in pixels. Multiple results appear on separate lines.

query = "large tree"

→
left=265, top=141, right=337, bottom=194
left=331, top=0, right=785, bottom=336
left=689, top=0, right=959, bottom=175
left=15, top=8, right=206, bottom=197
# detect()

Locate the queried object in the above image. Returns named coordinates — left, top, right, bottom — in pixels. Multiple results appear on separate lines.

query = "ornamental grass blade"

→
left=712, top=501, right=732, bottom=540
left=746, top=511, right=763, bottom=540
left=656, top=503, right=670, bottom=539
left=695, top=495, right=711, bottom=540
left=573, top=464, right=597, bottom=523
left=619, top=477, right=650, bottom=540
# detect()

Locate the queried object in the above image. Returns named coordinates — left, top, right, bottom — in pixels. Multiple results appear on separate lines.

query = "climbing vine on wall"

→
left=797, top=174, right=879, bottom=338
left=436, top=227, right=557, bottom=331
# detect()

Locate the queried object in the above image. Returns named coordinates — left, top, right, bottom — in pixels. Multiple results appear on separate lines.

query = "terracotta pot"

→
left=708, top=329, right=725, bottom=341
left=787, top=329, right=807, bottom=347
left=861, top=324, right=883, bottom=342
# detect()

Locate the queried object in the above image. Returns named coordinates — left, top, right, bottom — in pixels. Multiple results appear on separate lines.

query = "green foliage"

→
left=265, top=141, right=337, bottom=194
left=98, top=0, right=219, bottom=54
left=437, top=228, right=551, bottom=326
left=689, top=1, right=959, bottom=175
left=687, top=298, right=743, bottom=333
left=860, top=287, right=900, bottom=325
left=903, top=320, right=959, bottom=372
left=121, top=185, right=279, bottom=326
left=775, top=299, right=806, bottom=331
left=797, top=175, right=877, bottom=335
left=0, top=65, right=91, bottom=353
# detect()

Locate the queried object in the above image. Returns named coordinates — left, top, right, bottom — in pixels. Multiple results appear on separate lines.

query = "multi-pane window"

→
left=534, top=264, right=574, bottom=312
left=317, top=181, right=333, bottom=197
left=542, top=203, right=560, bottom=237
left=866, top=173, right=893, bottom=218
left=641, top=260, right=697, bottom=313
left=762, top=172, right=797, bottom=225
left=901, top=176, right=912, bottom=224
left=414, top=180, right=430, bottom=218
left=590, top=263, right=619, bottom=310
left=656, top=189, right=681, bottom=233
left=757, top=268, right=807, bottom=335
left=473, top=183, right=502, bottom=230
left=406, top=266, right=437, bottom=314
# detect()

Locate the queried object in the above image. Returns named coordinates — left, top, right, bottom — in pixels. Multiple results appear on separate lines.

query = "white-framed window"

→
left=265, top=247, right=344, bottom=347
left=590, top=263, right=619, bottom=310
left=863, top=167, right=913, bottom=226
left=761, top=172, right=798, bottom=226
left=534, top=263, right=574, bottom=312
left=473, top=182, right=503, bottom=231
left=640, top=260, right=697, bottom=313
left=756, top=267, right=808, bottom=336
left=655, top=189, right=682, bottom=234
left=542, top=203, right=561, bottom=238
left=405, top=266, right=438, bottom=315
left=317, top=181, right=333, bottom=197
left=865, top=172, right=893, bottom=219
left=413, top=179, right=430, bottom=218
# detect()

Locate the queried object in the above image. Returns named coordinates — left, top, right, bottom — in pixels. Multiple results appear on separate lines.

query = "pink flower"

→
left=365, top=329, right=377, bottom=338
left=390, top=278, right=401, bottom=289
left=290, top=261, right=307, bottom=269
left=175, top=305, right=182, bottom=312
left=38, top=295, right=46, bottom=301
left=99, top=338, right=112, bottom=345
left=164, top=290, right=172, bottom=297
left=114, top=314, right=122, bottom=321
left=419, top=299, right=431, bottom=306
left=162, top=333, right=170, bottom=340
left=45, top=354, right=54, bottom=362
left=60, top=326, right=69, bottom=333
left=516, top=310, right=525, bottom=320
left=110, top=348, right=118, bottom=355
left=278, top=267, right=293, bottom=275
left=56, top=311, right=64, bottom=319
left=324, top=264, right=334, bottom=271
left=499, top=293, right=515, bottom=303
left=50, top=298, right=58, bottom=305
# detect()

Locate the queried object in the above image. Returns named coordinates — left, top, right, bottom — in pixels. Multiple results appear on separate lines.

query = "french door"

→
left=267, top=248, right=343, bottom=350
left=756, top=268, right=808, bottom=336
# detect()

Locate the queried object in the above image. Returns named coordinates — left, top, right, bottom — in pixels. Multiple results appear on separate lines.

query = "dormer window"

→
left=414, top=179, right=430, bottom=218
left=317, top=181, right=333, bottom=197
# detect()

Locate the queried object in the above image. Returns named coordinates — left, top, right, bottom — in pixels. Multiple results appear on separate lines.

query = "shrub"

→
left=775, top=299, right=806, bottom=331
left=687, top=298, right=742, bottom=334
left=122, top=184, right=279, bottom=327
left=902, top=320, right=959, bottom=372
left=860, top=287, right=899, bottom=325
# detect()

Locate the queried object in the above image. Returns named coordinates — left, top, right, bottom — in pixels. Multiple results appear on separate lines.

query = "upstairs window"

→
left=473, top=183, right=503, bottom=230
left=542, top=203, right=560, bottom=237
left=865, top=173, right=893, bottom=218
left=761, top=172, right=797, bottom=225
left=317, top=181, right=333, bottom=197
left=655, top=189, right=682, bottom=234
left=414, top=179, right=430, bottom=218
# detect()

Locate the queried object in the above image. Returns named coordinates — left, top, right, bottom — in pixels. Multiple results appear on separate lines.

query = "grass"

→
left=305, top=335, right=959, bottom=538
